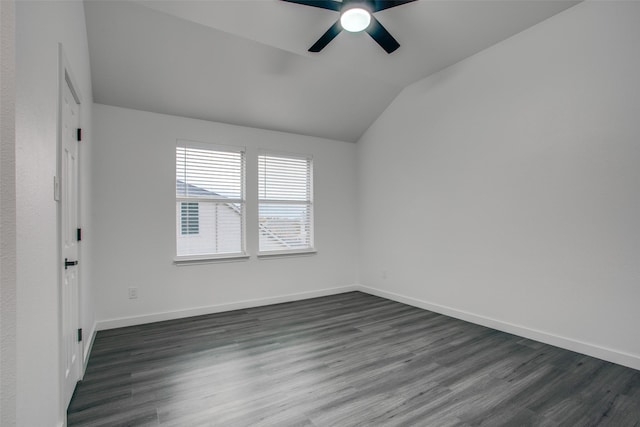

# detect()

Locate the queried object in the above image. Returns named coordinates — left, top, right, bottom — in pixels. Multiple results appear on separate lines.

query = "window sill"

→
left=257, top=249, right=317, bottom=259
left=174, top=253, right=250, bottom=265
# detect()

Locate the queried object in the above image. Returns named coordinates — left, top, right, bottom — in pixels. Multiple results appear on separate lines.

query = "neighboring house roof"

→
left=176, top=179, right=223, bottom=197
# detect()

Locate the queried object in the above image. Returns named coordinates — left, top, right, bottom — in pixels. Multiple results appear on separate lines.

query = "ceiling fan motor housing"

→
left=342, top=0, right=373, bottom=13
left=282, top=0, right=417, bottom=53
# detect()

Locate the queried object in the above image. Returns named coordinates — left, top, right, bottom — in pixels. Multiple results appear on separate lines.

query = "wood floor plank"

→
left=68, top=292, right=640, bottom=426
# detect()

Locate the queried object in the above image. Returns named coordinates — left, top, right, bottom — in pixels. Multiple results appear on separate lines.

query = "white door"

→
left=61, top=75, right=81, bottom=407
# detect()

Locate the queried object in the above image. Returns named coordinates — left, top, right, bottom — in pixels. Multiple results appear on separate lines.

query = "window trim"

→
left=173, top=253, right=250, bottom=264
left=257, top=248, right=317, bottom=258
left=175, top=140, right=247, bottom=261
left=257, top=151, right=315, bottom=255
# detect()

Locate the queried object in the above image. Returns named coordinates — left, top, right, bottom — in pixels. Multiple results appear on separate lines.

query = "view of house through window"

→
left=258, top=154, right=314, bottom=253
left=176, top=142, right=245, bottom=257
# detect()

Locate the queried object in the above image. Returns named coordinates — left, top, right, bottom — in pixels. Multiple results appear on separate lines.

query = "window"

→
left=258, top=154, right=313, bottom=254
left=176, top=142, right=245, bottom=258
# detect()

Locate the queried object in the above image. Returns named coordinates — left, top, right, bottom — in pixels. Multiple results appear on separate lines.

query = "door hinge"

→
left=77, top=328, right=83, bottom=342
left=77, top=128, right=82, bottom=142
left=53, top=176, right=60, bottom=201
left=77, top=228, right=82, bottom=241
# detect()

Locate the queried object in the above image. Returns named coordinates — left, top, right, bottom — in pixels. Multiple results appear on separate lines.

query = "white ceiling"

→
left=85, top=0, right=579, bottom=142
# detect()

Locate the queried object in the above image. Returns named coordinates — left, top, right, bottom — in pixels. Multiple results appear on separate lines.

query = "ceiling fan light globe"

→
left=340, top=7, right=371, bottom=32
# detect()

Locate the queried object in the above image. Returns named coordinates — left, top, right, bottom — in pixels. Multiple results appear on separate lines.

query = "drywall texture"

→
left=358, top=1, right=640, bottom=366
left=92, top=104, right=357, bottom=324
left=1, top=0, right=16, bottom=424
left=15, top=1, right=93, bottom=425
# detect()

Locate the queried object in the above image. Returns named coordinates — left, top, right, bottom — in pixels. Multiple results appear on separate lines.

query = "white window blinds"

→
left=176, top=142, right=245, bottom=257
left=258, top=154, right=313, bottom=253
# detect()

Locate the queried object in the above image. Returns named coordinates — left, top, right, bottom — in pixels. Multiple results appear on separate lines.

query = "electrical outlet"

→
left=128, top=287, right=138, bottom=299
left=382, top=270, right=387, bottom=280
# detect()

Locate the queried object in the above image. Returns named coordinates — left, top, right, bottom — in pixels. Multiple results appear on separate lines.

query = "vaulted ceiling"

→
left=84, top=0, right=579, bottom=142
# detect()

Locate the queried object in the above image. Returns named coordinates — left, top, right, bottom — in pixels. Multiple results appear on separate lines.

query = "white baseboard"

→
left=96, top=285, right=359, bottom=331
left=355, top=284, right=640, bottom=371
left=81, top=321, right=97, bottom=378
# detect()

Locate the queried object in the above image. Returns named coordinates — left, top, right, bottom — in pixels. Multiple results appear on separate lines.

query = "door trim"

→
left=57, top=43, right=82, bottom=417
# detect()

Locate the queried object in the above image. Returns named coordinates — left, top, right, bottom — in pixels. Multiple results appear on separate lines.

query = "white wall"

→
left=15, top=1, right=93, bottom=425
left=357, top=1, right=640, bottom=369
left=92, top=104, right=357, bottom=327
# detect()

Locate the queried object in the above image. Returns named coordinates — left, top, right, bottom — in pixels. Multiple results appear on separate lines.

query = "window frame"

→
left=257, top=151, right=315, bottom=257
left=174, top=140, right=248, bottom=263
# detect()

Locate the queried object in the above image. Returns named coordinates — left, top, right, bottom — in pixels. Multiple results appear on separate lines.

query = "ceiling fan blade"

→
left=365, top=16, right=400, bottom=53
left=280, top=0, right=341, bottom=12
left=309, top=20, right=342, bottom=52
left=371, top=0, right=418, bottom=13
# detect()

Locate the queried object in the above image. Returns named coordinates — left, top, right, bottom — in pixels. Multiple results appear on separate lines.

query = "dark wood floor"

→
left=68, top=291, right=640, bottom=426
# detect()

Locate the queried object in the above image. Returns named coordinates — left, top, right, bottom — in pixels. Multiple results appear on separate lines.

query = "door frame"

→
left=57, top=43, right=83, bottom=413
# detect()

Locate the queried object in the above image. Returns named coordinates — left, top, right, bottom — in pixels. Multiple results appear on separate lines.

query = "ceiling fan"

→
left=281, top=0, right=417, bottom=54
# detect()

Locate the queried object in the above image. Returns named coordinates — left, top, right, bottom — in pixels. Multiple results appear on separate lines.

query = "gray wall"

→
left=1, top=0, right=16, bottom=425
